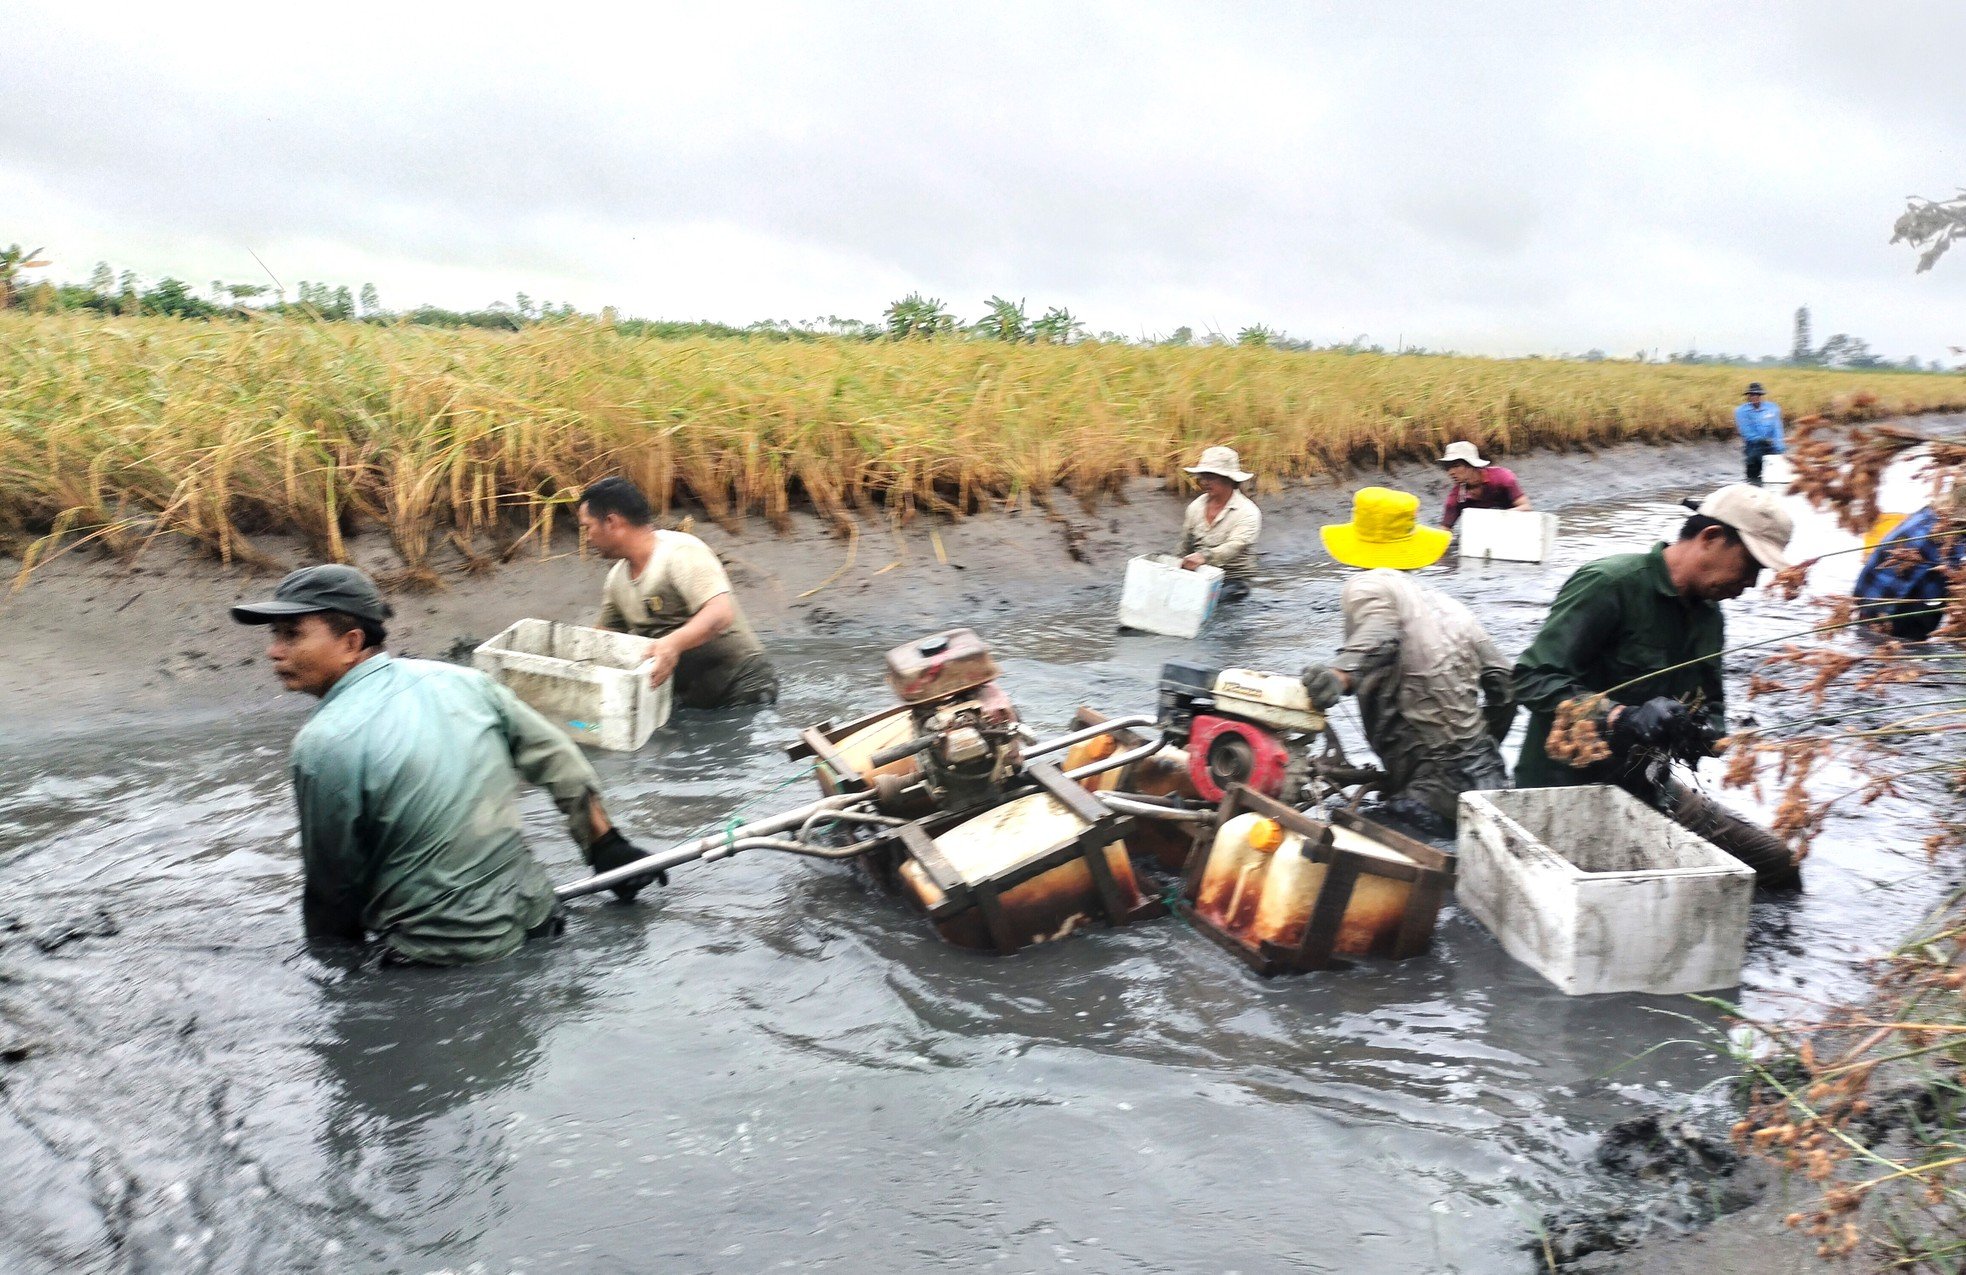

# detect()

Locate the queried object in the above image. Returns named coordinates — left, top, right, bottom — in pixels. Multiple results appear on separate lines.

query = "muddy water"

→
left=3, top=462, right=1959, bottom=1273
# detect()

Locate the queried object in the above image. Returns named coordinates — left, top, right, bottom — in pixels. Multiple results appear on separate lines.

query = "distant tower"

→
left=1791, top=306, right=1813, bottom=363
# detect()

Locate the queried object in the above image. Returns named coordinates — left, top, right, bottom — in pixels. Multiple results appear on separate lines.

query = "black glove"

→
left=1478, top=668, right=1516, bottom=742
left=1609, top=696, right=1692, bottom=755
left=1685, top=717, right=1727, bottom=760
left=1300, top=664, right=1346, bottom=712
left=1483, top=701, right=1517, bottom=743
left=589, top=828, right=668, bottom=903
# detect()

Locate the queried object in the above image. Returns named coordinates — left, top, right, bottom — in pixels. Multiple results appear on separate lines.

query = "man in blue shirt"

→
left=1734, top=382, right=1786, bottom=487
left=1853, top=504, right=1964, bottom=640
left=232, top=565, right=661, bottom=966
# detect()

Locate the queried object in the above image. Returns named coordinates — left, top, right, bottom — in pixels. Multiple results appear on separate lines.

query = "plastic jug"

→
left=1196, top=813, right=1283, bottom=929
left=1250, top=834, right=1328, bottom=949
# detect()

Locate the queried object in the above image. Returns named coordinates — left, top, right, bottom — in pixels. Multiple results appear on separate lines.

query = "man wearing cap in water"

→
left=1735, top=382, right=1786, bottom=487
left=1177, top=444, right=1262, bottom=601
left=1297, top=487, right=1516, bottom=831
left=1438, top=441, right=1531, bottom=530
left=1512, top=484, right=1795, bottom=790
left=232, top=565, right=663, bottom=967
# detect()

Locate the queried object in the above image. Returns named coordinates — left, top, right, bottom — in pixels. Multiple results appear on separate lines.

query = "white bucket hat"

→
left=1694, top=483, right=1795, bottom=571
left=1185, top=445, right=1252, bottom=484
left=1439, top=441, right=1490, bottom=468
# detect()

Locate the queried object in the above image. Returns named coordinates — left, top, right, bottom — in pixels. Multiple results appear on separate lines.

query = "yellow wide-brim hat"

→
left=1320, top=487, right=1452, bottom=570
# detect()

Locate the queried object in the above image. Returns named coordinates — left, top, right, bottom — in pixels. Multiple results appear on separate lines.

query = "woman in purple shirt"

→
left=1438, top=441, right=1531, bottom=529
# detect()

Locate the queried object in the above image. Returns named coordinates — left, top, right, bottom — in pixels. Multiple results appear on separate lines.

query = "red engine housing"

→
left=1187, top=714, right=1293, bottom=803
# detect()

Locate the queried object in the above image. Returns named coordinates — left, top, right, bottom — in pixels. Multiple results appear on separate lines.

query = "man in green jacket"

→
left=1513, top=485, right=1794, bottom=789
left=233, top=565, right=660, bottom=966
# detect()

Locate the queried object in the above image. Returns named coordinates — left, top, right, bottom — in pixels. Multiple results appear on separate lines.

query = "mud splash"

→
left=3, top=434, right=1961, bottom=1272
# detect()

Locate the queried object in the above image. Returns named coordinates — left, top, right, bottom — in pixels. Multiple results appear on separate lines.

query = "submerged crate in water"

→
left=473, top=619, right=671, bottom=751
left=1455, top=786, right=1754, bottom=996
left=1119, top=554, right=1223, bottom=638
left=1457, top=509, right=1559, bottom=563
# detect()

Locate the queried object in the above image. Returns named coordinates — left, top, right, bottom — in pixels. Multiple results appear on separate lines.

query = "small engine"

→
left=878, top=629, right=1023, bottom=810
left=1158, top=660, right=1325, bottom=804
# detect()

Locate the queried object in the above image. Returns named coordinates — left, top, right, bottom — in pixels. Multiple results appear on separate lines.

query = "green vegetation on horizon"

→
left=3, top=312, right=1964, bottom=583
left=2, top=243, right=1950, bottom=371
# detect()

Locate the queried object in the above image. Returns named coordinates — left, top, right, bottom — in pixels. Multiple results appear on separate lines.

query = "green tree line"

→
left=0, top=240, right=1953, bottom=371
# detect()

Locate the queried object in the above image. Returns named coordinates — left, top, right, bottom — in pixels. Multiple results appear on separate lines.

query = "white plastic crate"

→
left=1118, top=554, right=1223, bottom=638
left=473, top=619, right=671, bottom=751
left=1457, top=509, right=1559, bottom=563
left=1455, top=786, right=1754, bottom=996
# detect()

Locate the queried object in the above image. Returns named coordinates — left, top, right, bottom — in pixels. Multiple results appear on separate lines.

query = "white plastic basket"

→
left=1118, top=554, right=1224, bottom=638
left=1457, top=509, right=1559, bottom=563
left=473, top=619, right=671, bottom=751
left=1455, top=786, right=1754, bottom=996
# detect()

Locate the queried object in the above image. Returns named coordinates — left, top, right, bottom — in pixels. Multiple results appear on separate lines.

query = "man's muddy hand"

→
left=645, top=638, right=680, bottom=687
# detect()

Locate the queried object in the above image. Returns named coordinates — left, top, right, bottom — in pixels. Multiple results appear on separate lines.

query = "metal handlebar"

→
left=559, top=714, right=1170, bottom=902
left=1093, top=792, right=1215, bottom=823
left=867, top=734, right=935, bottom=769
left=555, top=792, right=870, bottom=900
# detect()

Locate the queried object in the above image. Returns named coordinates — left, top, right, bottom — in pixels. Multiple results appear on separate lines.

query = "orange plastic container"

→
left=1178, top=787, right=1453, bottom=976
left=1064, top=706, right=1202, bottom=873
left=890, top=760, right=1164, bottom=954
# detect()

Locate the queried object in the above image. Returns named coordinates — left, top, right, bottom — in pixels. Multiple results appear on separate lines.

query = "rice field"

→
left=3, top=312, right=1963, bottom=577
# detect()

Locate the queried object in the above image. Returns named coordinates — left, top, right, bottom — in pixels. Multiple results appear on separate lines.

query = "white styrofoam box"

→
left=1118, top=554, right=1224, bottom=638
left=1455, top=786, right=1754, bottom=996
left=473, top=619, right=671, bottom=751
left=1761, top=453, right=1795, bottom=485
left=1457, top=508, right=1559, bottom=563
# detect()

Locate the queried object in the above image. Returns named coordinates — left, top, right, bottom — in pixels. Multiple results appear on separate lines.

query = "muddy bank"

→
left=3, top=424, right=1961, bottom=1273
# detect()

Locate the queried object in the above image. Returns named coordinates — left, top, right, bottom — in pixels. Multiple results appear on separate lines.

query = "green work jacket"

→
left=1511, top=544, right=1725, bottom=789
left=290, top=654, right=603, bottom=965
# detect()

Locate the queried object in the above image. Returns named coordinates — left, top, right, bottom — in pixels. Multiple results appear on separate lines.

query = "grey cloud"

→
left=5, top=0, right=1964, bottom=356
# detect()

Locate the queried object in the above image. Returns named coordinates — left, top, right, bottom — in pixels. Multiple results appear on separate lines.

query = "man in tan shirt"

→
left=1177, top=444, right=1262, bottom=601
left=577, top=478, right=779, bottom=709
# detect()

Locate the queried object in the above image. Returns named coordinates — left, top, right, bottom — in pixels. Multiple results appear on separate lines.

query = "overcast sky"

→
left=6, top=1, right=1963, bottom=359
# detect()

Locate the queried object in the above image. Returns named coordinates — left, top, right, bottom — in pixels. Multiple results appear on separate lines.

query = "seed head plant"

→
left=1711, top=417, right=1966, bottom=1270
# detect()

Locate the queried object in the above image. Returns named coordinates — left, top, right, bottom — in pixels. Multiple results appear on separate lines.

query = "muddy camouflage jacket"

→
left=1328, top=569, right=1513, bottom=821
left=290, top=654, right=603, bottom=965
left=1511, top=544, right=1725, bottom=789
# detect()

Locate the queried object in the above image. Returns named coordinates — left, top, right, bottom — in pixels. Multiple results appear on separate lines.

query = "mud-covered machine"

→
left=558, top=630, right=1454, bottom=969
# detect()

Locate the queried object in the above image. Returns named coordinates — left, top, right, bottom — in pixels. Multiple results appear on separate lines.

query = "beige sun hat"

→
left=1695, top=483, right=1795, bottom=571
left=1184, top=445, right=1252, bottom=484
left=1439, top=441, right=1490, bottom=468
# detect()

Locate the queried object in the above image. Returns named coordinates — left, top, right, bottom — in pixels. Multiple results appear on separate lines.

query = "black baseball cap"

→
left=230, top=565, right=394, bottom=625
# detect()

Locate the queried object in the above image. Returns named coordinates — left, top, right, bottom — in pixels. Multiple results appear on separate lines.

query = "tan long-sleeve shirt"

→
left=1178, top=491, right=1262, bottom=580
left=1328, top=569, right=1513, bottom=819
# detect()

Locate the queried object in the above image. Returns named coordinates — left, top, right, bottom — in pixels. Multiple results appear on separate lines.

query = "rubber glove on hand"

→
left=1299, top=664, right=1346, bottom=712
left=1683, top=717, right=1727, bottom=760
left=589, top=828, right=668, bottom=903
left=1609, top=696, right=1691, bottom=755
left=1478, top=668, right=1517, bottom=742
